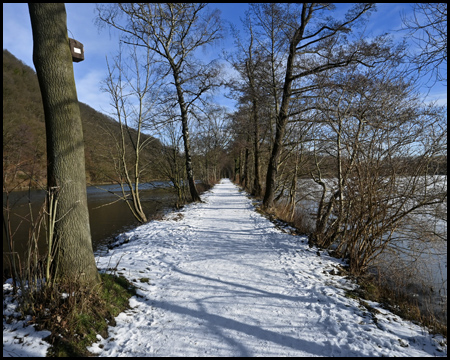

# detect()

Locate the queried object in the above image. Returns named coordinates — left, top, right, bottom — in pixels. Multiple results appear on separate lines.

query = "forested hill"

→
left=3, top=49, right=163, bottom=190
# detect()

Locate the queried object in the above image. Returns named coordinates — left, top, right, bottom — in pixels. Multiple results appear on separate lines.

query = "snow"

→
left=3, top=179, right=447, bottom=357
left=3, top=279, right=51, bottom=357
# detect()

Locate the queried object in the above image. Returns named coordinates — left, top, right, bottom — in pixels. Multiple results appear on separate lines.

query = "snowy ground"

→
left=3, top=179, right=447, bottom=357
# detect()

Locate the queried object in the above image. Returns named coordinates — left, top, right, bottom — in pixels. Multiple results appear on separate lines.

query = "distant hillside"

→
left=3, top=49, right=163, bottom=190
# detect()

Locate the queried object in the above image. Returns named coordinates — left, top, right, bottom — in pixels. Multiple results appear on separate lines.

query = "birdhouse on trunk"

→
left=69, top=38, right=84, bottom=62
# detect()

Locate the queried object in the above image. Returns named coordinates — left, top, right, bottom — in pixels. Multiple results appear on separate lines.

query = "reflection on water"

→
left=3, top=182, right=177, bottom=270
left=87, top=185, right=178, bottom=252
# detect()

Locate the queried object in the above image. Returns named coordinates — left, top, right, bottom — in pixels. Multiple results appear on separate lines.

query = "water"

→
left=291, top=177, right=447, bottom=320
left=3, top=182, right=178, bottom=272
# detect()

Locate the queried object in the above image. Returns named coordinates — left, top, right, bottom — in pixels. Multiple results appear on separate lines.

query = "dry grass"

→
left=267, top=199, right=315, bottom=236
left=351, top=271, right=447, bottom=338
left=4, top=272, right=137, bottom=357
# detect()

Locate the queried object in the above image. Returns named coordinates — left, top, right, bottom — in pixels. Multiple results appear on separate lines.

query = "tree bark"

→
left=262, top=37, right=297, bottom=209
left=172, top=72, right=201, bottom=202
left=252, top=98, right=262, bottom=197
left=29, top=3, right=99, bottom=284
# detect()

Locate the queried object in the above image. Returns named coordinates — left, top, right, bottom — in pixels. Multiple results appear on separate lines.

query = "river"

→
left=3, top=182, right=178, bottom=273
left=292, top=176, right=447, bottom=322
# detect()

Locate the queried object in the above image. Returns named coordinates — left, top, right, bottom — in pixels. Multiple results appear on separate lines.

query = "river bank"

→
left=3, top=181, right=213, bottom=277
left=3, top=179, right=446, bottom=356
left=246, top=178, right=447, bottom=336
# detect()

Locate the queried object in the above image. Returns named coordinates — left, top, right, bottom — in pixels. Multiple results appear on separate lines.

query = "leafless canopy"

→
left=401, top=3, right=447, bottom=84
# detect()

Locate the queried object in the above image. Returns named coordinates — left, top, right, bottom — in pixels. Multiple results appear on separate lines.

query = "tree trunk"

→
left=262, top=47, right=295, bottom=209
left=172, top=72, right=201, bottom=202
left=29, top=3, right=99, bottom=285
left=242, top=142, right=250, bottom=189
left=234, top=157, right=239, bottom=182
left=251, top=98, right=262, bottom=197
left=262, top=15, right=304, bottom=210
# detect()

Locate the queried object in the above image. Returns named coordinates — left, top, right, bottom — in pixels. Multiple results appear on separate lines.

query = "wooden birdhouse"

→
left=69, top=38, right=84, bottom=62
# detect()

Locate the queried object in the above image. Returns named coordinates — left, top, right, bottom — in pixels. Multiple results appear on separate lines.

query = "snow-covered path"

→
left=87, top=179, right=445, bottom=357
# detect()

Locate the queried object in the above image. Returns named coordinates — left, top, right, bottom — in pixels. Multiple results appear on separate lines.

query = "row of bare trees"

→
left=96, top=3, right=224, bottom=218
left=308, top=63, right=446, bottom=274
left=228, top=4, right=385, bottom=204
left=9, top=3, right=446, bottom=293
left=8, top=3, right=228, bottom=291
left=226, top=3, right=447, bottom=276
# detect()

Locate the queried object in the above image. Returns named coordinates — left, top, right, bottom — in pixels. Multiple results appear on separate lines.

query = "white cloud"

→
left=3, top=3, right=34, bottom=68
left=424, top=89, right=448, bottom=107
left=75, top=69, right=112, bottom=114
left=2, top=4, right=119, bottom=116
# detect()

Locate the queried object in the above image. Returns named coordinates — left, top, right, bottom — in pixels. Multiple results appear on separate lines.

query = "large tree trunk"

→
left=29, top=3, right=100, bottom=285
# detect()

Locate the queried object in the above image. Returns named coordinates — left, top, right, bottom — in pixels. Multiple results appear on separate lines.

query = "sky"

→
left=3, top=3, right=447, bottom=118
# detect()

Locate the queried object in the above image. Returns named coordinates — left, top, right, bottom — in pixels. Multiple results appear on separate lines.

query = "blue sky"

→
left=3, top=3, right=446, bottom=116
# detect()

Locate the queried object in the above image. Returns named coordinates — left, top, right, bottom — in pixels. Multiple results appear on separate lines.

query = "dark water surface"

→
left=3, top=182, right=178, bottom=270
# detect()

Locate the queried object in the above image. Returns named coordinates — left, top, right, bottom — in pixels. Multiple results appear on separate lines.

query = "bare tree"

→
left=401, top=3, right=447, bottom=84
left=28, top=3, right=99, bottom=284
left=96, top=3, right=223, bottom=202
left=249, top=3, right=291, bottom=141
left=193, top=106, right=231, bottom=184
left=154, top=110, right=189, bottom=207
left=309, top=59, right=447, bottom=275
left=262, top=3, right=379, bottom=210
left=226, top=14, right=266, bottom=196
left=227, top=107, right=253, bottom=187
left=102, top=44, right=161, bottom=223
